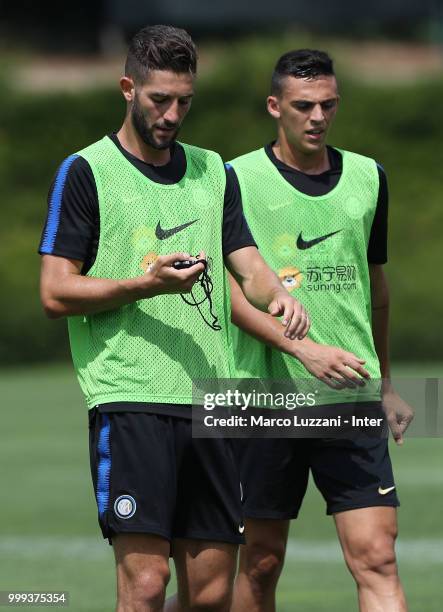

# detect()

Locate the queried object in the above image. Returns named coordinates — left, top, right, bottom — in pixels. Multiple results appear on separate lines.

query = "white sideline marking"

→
left=1, top=537, right=443, bottom=564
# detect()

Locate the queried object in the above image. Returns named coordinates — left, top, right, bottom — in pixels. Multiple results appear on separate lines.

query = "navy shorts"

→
left=89, top=408, right=244, bottom=544
left=234, top=433, right=399, bottom=518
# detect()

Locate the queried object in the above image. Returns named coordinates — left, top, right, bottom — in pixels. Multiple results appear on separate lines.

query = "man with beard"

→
left=38, top=26, right=309, bottom=612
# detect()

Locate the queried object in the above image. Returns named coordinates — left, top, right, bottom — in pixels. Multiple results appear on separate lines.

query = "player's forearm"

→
left=372, top=303, right=392, bottom=387
left=226, top=247, right=287, bottom=311
left=41, top=274, right=156, bottom=319
left=232, top=294, right=293, bottom=353
left=227, top=247, right=309, bottom=339
left=230, top=274, right=310, bottom=357
left=41, top=252, right=205, bottom=319
left=238, top=261, right=287, bottom=312
left=234, top=307, right=317, bottom=360
left=370, top=265, right=392, bottom=390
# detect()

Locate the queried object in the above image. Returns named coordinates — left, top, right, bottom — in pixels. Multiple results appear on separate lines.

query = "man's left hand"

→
left=268, top=291, right=310, bottom=340
left=382, top=390, right=414, bottom=445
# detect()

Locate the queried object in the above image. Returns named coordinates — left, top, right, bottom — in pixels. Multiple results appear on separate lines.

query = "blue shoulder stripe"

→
left=40, top=154, right=79, bottom=253
left=224, top=162, right=238, bottom=179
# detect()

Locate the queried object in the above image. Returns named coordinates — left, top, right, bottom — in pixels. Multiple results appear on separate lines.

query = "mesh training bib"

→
left=68, top=136, right=233, bottom=408
left=229, top=147, right=382, bottom=405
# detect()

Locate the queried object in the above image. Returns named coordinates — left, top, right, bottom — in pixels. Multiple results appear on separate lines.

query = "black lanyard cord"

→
left=180, top=263, right=221, bottom=331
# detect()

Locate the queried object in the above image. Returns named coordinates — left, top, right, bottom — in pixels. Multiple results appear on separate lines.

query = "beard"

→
left=131, top=94, right=180, bottom=150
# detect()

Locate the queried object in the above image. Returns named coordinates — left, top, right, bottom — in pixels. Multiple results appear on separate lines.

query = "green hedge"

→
left=2, top=39, right=442, bottom=364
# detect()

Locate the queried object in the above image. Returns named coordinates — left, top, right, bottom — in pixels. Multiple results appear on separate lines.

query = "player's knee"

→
left=345, top=533, right=398, bottom=584
left=243, top=541, right=286, bottom=589
left=189, top=575, right=233, bottom=611
left=119, top=562, right=170, bottom=609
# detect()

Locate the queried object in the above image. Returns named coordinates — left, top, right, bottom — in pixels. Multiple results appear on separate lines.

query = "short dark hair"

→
left=125, top=25, right=197, bottom=83
left=271, top=49, right=334, bottom=96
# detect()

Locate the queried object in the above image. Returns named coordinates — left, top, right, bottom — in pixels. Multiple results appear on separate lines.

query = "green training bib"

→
left=229, top=147, right=382, bottom=405
left=68, top=137, right=233, bottom=408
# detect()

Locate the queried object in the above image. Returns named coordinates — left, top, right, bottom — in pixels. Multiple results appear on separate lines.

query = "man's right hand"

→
left=292, top=339, right=370, bottom=389
left=141, top=252, right=206, bottom=297
left=40, top=252, right=206, bottom=319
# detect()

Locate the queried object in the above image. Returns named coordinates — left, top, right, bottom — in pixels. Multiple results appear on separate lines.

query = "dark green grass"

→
left=0, top=364, right=442, bottom=611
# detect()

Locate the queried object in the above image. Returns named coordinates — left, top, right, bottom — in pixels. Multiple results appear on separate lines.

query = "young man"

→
left=228, top=50, right=413, bottom=611
left=38, top=27, right=309, bottom=612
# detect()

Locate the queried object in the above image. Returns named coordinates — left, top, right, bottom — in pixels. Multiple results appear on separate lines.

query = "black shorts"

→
left=89, top=408, right=244, bottom=544
left=234, top=434, right=399, bottom=518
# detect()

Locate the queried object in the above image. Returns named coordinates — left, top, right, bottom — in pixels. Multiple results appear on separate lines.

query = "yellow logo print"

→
left=132, top=226, right=156, bottom=251
left=278, top=266, right=303, bottom=291
left=140, top=252, right=158, bottom=272
left=274, top=233, right=296, bottom=260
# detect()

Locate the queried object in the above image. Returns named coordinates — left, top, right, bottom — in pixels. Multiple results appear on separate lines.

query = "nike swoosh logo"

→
left=378, top=486, right=396, bottom=495
left=268, top=200, right=292, bottom=211
left=155, top=219, right=198, bottom=240
left=296, top=230, right=342, bottom=250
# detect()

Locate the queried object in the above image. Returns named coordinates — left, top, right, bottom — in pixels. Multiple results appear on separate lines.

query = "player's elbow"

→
left=40, top=295, right=67, bottom=319
left=42, top=301, right=65, bottom=320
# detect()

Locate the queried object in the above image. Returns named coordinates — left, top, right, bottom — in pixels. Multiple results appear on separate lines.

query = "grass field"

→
left=1, top=364, right=442, bottom=611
